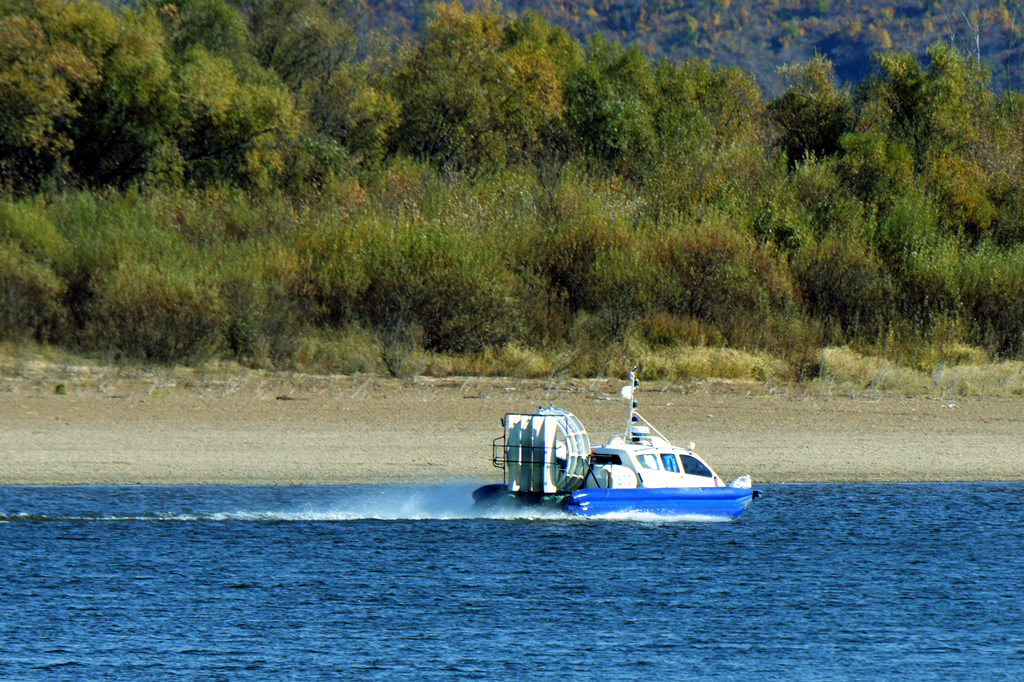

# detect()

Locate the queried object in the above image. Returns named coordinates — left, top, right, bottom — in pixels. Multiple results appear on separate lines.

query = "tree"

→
left=563, top=33, right=657, bottom=178
left=64, top=4, right=181, bottom=187
left=644, top=58, right=767, bottom=217
left=791, top=235, right=892, bottom=339
left=249, top=0, right=398, bottom=165
left=768, top=54, right=854, bottom=166
left=0, top=0, right=99, bottom=191
left=174, top=45, right=300, bottom=189
left=390, top=2, right=565, bottom=170
left=868, top=44, right=991, bottom=173
left=157, top=0, right=252, bottom=62
left=860, top=45, right=997, bottom=240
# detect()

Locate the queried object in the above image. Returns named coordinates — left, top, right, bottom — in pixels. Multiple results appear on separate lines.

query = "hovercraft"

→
left=472, top=370, right=758, bottom=518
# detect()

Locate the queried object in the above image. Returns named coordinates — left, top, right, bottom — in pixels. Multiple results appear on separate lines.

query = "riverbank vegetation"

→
left=2, top=0, right=1024, bottom=393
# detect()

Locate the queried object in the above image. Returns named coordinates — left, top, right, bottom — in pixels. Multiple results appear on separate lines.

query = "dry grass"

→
left=423, top=344, right=553, bottom=378
left=931, top=361, right=1024, bottom=398
left=812, top=346, right=1024, bottom=397
left=5, top=338, right=1024, bottom=398
left=638, top=345, right=789, bottom=382
left=813, top=347, right=933, bottom=395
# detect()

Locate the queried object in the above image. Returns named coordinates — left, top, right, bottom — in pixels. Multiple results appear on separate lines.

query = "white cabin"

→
left=585, top=420, right=725, bottom=489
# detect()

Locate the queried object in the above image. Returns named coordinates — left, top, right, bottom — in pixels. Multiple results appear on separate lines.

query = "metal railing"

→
left=491, top=437, right=555, bottom=469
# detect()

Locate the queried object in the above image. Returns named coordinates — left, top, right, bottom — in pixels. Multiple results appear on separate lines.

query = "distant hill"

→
left=350, top=0, right=1024, bottom=94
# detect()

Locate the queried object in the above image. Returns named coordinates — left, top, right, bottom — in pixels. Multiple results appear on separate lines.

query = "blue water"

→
left=2, top=483, right=1023, bottom=680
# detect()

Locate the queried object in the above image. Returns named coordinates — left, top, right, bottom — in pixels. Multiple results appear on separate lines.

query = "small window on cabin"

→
left=660, top=453, right=681, bottom=473
left=591, top=454, right=623, bottom=465
left=680, top=455, right=713, bottom=478
left=636, top=454, right=659, bottom=470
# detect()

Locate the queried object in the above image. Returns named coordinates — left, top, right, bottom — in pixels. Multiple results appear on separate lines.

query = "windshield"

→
left=680, top=455, right=713, bottom=478
left=660, top=453, right=681, bottom=473
left=636, top=453, right=660, bottom=470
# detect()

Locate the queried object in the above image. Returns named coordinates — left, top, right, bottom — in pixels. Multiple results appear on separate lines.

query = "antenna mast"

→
left=626, top=366, right=639, bottom=436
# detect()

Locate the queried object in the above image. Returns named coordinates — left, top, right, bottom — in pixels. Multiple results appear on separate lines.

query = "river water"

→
left=2, top=482, right=1022, bottom=679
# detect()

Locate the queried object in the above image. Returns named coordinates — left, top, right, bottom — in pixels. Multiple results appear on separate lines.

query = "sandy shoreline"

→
left=2, top=370, right=1022, bottom=485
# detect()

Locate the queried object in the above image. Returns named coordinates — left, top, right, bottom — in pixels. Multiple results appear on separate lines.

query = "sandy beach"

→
left=1, top=369, right=1022, bottom=485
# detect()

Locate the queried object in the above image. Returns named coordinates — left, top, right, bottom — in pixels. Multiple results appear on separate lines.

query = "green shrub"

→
left=784, top=157, right=869, bottom=242
left=218, top=273, right=302, bottom=368
left=580, top=239, right=655, bottom=341
left=88, top=262, right=222, bottom=363
left=837, top=132, right=913, bottom=209
left=0, top=200, right=67, bottom=263
left=874, top=190, right=939, bottom=268
left=958, top=246, right=1024, bottom=355
left=0, top=244, right=64, bottom=341
left=293, top=214, right=371, bottom=326
left=897, top=240, right=961, bottom=326
left=216, top=238, right=310, bottom=368
left=360, top=224, right=518, bottom=353
left=153, top=188, right=299, bottom=247
left=750, top=196, right=812, bottom=252
left=42, top=191, right=200, bottom=348
left=923, top=150, right=995, bottom=242
left=653, top=219, right=795, bottom=343
left=530, top=173, right=637, bottom=322
left=0, top=199, right=68, bottom=341
left=988, top=173, right=1024, bottom=247
left=792, top=235, right=892, bottom=339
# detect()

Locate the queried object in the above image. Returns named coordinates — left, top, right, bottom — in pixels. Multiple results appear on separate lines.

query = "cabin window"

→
left=680, top=455, right=713, bottom=478
left=636, top=454, right=659, bottom=470
left=591, top=454, right=622, bottom=465
left=660, top=453, right=681, bottom=473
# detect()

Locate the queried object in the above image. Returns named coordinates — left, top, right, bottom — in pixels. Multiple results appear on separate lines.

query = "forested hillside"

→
left=351, top=0, right=1024, bottom=93
left=2, top=0, right=1024, bottom=383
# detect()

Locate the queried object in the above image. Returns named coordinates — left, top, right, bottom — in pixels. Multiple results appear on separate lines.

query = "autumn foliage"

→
left=2, top=0, right=1024, bottom=377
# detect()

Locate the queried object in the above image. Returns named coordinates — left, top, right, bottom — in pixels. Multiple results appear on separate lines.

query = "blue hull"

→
left=472, top=484, right=756, bottom=519
left=564, top=487, right=755, bottom=518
